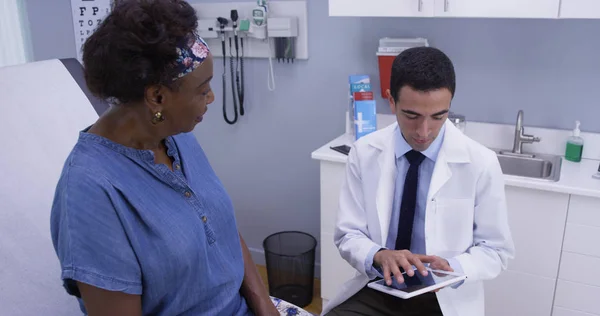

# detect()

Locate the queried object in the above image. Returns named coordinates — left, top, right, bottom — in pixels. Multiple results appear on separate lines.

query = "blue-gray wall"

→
left=26, top=0, right=600, bottom=271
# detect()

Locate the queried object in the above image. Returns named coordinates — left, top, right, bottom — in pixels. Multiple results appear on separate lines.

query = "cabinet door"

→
left=320, top=161, right=346, bottom=235
left=320, top=232, right=357, bottom=301
left=433, top=0, right=560, bottom=18
left=554, top=280, right=600, bottom=315
left=484, top=270, right=556, bottom=316
left=503, top=186, right=569, bottom=278
left=329, top=0, right=434, bottom=17
left=560, top=0, right=600, bottom=19
left=318, top=161, right=357, bottom=301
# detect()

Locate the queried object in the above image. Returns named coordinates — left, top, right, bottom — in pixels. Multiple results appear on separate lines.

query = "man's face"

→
left=387, top=85, right=452, bottom=151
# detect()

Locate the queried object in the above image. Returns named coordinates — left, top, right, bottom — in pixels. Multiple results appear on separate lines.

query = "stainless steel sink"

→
left=493, top=149, right=562, bottom=182
left=485, top=110, right=561, bottom=182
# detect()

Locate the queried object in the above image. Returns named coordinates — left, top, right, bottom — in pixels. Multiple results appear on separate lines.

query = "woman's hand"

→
left=249, top=297, right=280, bottom=316
left=238, top=233, right=280, bottom=316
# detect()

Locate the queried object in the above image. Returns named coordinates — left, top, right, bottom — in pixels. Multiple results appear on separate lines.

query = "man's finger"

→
left=415, top=254, right=438, bottom=263
left=409, top=255, right=429, bottom=276
left=435, top=260, right=453, bottom=272
left=382, top=263, right=392, bottom=286
left=398, top=257, right=414, bottom=277
left=390, top=262, right=403, bottom=284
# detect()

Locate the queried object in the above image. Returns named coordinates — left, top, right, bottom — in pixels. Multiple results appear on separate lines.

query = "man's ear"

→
left=386, top=89, right=396, bottom=113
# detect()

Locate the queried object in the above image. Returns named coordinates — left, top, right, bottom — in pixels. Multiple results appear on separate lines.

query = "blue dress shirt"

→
left=365, top=123, right=464, bottom=282
left=50, top=129, right=252, bottom=315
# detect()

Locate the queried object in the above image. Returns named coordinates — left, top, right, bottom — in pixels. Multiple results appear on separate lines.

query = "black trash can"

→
left=263, top=231, right=317, bottom=308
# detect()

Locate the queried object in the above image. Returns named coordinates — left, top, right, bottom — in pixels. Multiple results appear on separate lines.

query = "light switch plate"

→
left=191, top=1, right=309, bottom=60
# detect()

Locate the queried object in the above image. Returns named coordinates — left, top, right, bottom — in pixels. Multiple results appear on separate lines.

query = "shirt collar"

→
left=394, top=122, right=446, bottom=162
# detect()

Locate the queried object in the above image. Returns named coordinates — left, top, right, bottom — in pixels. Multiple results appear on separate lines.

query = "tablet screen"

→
left=385, top=269, right=459, bottom=293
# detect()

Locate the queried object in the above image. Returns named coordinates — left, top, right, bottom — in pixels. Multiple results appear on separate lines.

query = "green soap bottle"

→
left=565, top=120, right=584, bottom=162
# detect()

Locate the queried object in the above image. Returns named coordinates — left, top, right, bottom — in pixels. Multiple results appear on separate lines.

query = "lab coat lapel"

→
left=427, top=122, right=470, bottom=200
left=375, top=128, right=397, bottom=245
left=427, top=148, right=452, bottom=201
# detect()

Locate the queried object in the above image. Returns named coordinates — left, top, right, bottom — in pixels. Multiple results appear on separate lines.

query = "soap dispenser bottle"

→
left=565, top=120, right=584, bottom=162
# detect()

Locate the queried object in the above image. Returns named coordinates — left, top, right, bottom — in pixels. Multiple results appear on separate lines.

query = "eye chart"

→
left=70, top=0, right=113, bottom=63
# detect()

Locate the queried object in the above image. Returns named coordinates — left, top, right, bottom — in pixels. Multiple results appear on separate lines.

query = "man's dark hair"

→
left=389, top=46, right=456, bottom=102
left=82, top=0, right=199, bottom=105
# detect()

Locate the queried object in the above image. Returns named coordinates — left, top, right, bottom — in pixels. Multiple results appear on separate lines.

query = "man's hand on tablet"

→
left=429, top=256, right=454, bottom=273
left=426, top=256, right=455, bottom=292
left=373, top=249, right=438, bottom=286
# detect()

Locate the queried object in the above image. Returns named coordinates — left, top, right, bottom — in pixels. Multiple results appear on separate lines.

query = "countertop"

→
left=311, top=133, right=600, bottom=199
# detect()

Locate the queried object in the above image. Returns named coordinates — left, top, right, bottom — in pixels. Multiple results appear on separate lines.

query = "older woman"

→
left=49, top=1, right=306, bottom=315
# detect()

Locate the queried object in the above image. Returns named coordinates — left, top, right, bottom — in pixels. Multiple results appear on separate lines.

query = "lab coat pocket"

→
left=435, top=198, right=475, bottom=252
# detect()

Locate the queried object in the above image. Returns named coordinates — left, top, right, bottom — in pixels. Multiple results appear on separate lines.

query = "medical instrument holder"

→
left=197, top=17, right=299, bottom=61
left=192, top=1, right=307, bottom=60
left=193, top=1, right=307, bottom=121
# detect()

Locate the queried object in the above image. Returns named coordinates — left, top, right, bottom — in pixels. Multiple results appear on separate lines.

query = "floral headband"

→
left=173, top=32, right=210, bottom=81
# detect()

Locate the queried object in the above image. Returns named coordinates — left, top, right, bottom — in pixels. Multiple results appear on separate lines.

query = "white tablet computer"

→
left=367, top=267, right=467, bottom=299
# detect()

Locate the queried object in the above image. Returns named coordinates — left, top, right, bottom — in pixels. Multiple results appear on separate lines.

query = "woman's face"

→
left=161, top=54, right=215, bottom=134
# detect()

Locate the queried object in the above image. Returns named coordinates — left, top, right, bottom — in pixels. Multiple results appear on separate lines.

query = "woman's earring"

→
left=151, top=111, right=165, bottom=124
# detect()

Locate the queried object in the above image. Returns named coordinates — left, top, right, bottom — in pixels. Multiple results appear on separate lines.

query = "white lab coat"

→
left=322, top=121, right=516, bottom=316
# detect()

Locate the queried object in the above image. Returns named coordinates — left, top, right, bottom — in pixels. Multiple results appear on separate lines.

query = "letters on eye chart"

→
left=70, top=0, right=112, bottom=63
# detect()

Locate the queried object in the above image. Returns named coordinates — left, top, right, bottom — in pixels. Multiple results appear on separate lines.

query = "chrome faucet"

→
left=511, top=110, right=541, bottom=154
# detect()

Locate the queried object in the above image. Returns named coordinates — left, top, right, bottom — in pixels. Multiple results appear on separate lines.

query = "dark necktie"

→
left=395, top=150, right=426, bottom=286
left=395, top=150, right=426, bottom=251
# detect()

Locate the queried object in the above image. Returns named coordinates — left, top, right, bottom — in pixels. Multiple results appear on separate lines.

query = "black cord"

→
left=234, top=34, right=242, bottom=115
left=224, top=37, right=238, bottom=125
left=230, top=9, right=244, bottom=117
left=238, top=38, right=245, bottom=116
left=222, top=34, right=237, bottom=125
left=217, top=17, right=237, bottom=125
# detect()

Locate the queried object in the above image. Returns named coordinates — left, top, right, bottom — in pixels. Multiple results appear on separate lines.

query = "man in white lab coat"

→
left=323, top=47, right=515, bottom=316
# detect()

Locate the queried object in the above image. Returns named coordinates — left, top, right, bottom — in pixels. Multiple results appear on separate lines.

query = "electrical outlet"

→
left=190, top=1, right=308, bottom=60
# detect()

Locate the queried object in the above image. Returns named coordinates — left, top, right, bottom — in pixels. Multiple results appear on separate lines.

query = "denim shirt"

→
left=50, top=129, right=251, bottom=315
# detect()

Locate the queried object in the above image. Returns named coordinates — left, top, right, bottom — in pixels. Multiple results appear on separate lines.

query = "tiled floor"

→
left=257, top=265, right=322, bottom=315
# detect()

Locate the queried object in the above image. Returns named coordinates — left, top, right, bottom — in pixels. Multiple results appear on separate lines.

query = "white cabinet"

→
left=501, top=187, right=569, bottom=278
left=554, top=280, right=600, bottom=315
left=318, top=161, right=356, bottom=303
left=328, top=0, right=561, bottom=18
left=320, top=232, right=356, bottom=306
left=328, top=0, right=600, bottom=19
left=553, top=306, right=600, bottom=316
left=485, top=270, right=556, bottom=316
left=559, top=0, right=600, bottom=19
left=553, top=195, right=600, bottom=316
left=484, top=186, right=569, bottom=316
left=329, top=0, right=434, bottom=17
left=433, top=0, right=560, bottom=18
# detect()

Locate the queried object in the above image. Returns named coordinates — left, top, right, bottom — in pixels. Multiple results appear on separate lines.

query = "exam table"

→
left=0, top=59, right=313, bottom=316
